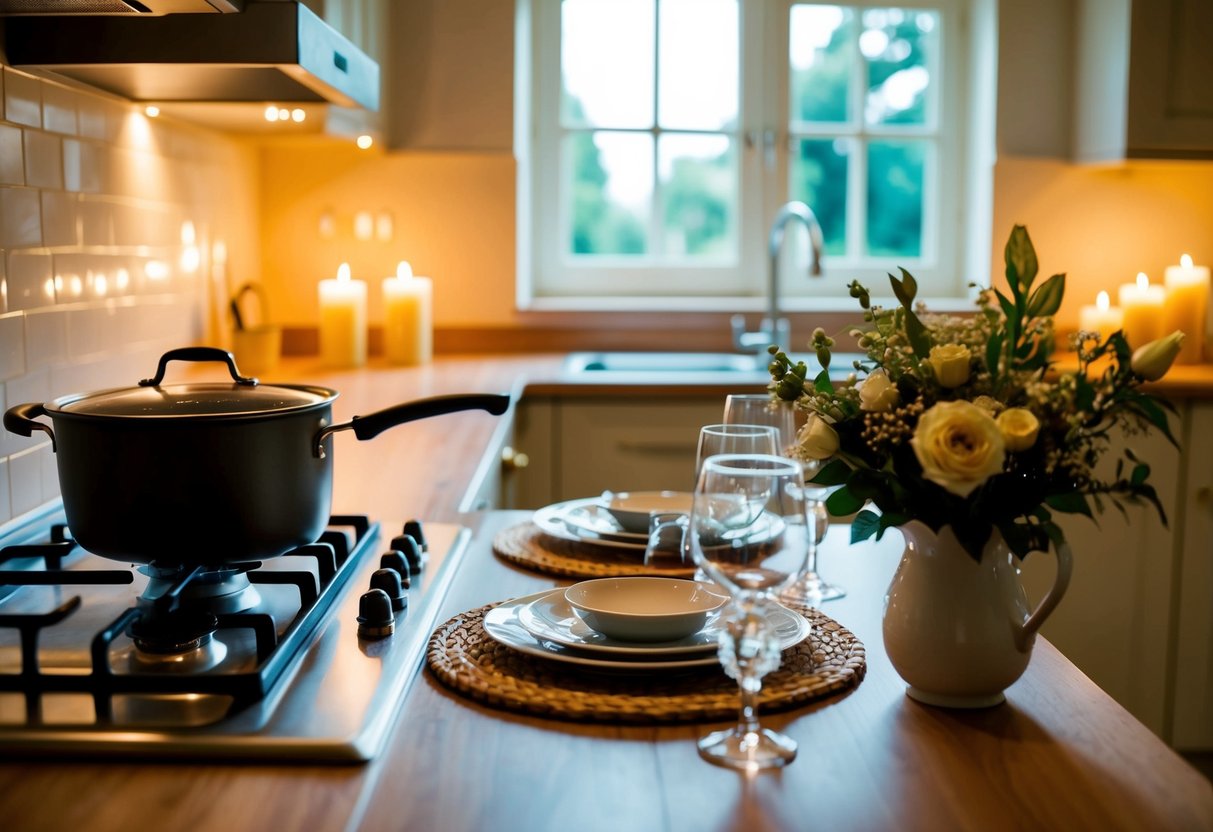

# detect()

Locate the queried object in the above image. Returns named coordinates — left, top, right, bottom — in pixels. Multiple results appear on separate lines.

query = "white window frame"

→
left=519, top=0, right=982, bottom=310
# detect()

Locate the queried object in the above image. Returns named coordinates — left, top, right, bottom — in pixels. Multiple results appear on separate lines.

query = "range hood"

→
left=3, top=0, right=379, bottom=110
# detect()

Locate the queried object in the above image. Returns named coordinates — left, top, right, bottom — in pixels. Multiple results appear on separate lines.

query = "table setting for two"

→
left=426, top=394, right=867, bottom=772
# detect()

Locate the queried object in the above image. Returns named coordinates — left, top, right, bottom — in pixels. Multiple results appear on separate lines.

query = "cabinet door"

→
left=1173, top=401, right=1213, bottom=750
left=556, top=399, right=724, bottom=500
left=1019, top=423, right=1180, bottom=737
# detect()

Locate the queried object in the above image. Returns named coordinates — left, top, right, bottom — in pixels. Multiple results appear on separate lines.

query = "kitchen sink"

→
left=562, top=351, right=864, bottom=378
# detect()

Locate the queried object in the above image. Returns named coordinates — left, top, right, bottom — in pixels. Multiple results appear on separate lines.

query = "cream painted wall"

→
left=257, top=141, right=516, bottom=328
left=991, top=157, right=1213, bottom=330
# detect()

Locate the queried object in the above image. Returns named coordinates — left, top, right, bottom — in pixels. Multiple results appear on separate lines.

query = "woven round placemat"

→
left=493, top=522, right=696, bottom=579
left=426, top=601, right=866, bottom=724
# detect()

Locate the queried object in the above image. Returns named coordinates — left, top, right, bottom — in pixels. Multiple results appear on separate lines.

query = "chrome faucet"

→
left=732, top=200, right=825, bottom=358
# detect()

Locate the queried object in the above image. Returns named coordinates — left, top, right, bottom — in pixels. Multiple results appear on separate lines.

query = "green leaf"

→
left=1128, top=397, right=1179, bottom=448
left=985, top=331, right=1004, bottom=374
left=825, top=485, right=865, bottom=516
left=888, top=272, right=913, bottom=309
left=1130, top=462, right=1150, bottom=486
left=1133, top=483, right=1169, bottom=527
left=1045, top=492, right=1093, bottom=519
left=898, top=268, right=919, bottom=303
left=1026, top=273, right=1066, bottom=318
left=1005, top=225, right=1039, bottom=294
left=813, top=368, right=834, bottom=394
left=877, top=511, right=911, bottom=538
left=904, top=309, right=933, bottom=359
left=995, top=288, right=1017, bottom=323
left=850, top=509, right=881, bottom=543
left=809, top=458, right=853, bottom=486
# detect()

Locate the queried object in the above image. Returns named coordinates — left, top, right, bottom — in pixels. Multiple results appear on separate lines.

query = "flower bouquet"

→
left=767, top=225, right=1183, bottom=562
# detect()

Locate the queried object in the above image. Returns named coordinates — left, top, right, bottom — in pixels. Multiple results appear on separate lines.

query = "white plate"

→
left=532, top=499, right=647, bottom=550
left=483, top=589, right=813, bottom=672
left=533, top=498, right=787, bottom=552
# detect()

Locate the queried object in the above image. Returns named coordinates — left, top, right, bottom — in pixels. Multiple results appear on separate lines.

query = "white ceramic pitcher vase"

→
left=882, top=520, right=1073, bottom=708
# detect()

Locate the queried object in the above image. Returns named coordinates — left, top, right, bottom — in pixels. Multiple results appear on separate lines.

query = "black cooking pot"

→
left=2, top=347, right=510, bottom=568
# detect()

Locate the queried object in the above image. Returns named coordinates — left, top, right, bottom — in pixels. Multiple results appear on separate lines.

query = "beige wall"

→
left=0, top=64, right=259, bottom=523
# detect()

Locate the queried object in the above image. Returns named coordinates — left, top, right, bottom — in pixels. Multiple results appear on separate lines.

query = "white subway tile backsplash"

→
left=23, top=307, right=66, bottom=371
left=0, top=187, right=41, bottom=247
left=39, top=442, right=58, bottom=504
left=22, top=130, right=63, bottom=190
left=0, top=312, right=24, bottom=381
left=7, top=445, right=45, bottom=516
left=40, top=191, right=77, bottom=248
left=0, top=124, right=22, bottom=185
left=78, top=198, right=114, bottom=247
left=62, top=138, right=104, bottom=194
left=3, top=68, right=40, bottom=128
left=0, top=459, right=11, bottom=524
left=41, top=83, right=77, bottom=136
left=6, top=251, right=53, bottom=312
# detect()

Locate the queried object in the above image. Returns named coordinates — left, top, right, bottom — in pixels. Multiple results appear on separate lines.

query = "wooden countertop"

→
left=1, top=353, right=1211, bottom=831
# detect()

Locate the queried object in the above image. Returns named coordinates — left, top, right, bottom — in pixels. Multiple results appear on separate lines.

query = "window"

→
left=524, top=0, right=979, bottom=307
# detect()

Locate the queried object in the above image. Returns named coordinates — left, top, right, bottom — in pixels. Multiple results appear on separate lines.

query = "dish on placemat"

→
left=532, top=497, right=786, bottom=552
left=483, top=591, right=720, bottom=671
left=602, top=490, right=694, bottom=533
left=564, top=577, right=728, bottom=641
left=485, top=589, right=814, bottom=672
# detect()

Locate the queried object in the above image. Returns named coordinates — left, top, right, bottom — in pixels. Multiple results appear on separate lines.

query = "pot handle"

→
left=4, top=402, right=56, bottom=452
left=1015, top=540, right=1073, bottom=651
left=139, top=347, right=258, bottom=388
left=313, top=393, right=511, bottom=458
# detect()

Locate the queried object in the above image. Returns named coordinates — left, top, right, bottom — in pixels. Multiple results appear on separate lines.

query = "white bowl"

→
left=603, top=490, right=694, bottom=533
left=564, top=577, right=727, bottom=642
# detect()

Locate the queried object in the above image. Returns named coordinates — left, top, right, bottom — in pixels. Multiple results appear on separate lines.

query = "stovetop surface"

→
left=0, top=504, right=469, bottom=762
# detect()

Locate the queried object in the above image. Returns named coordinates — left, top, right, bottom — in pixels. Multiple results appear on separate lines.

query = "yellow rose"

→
left=972, top=395, right=1003, bottom=415
left=928, top=344, right=972, bottom=388
left=996, top=407, right=1040, bottom=452
left=797, top=414, right=839, bottom=460
left=910, top=400, right=1006, bottom=497
left=859, top=369, right=900, bottom=412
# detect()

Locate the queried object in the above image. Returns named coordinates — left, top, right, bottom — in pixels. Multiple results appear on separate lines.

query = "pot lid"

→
left=48, top=382, right=337, bottom=418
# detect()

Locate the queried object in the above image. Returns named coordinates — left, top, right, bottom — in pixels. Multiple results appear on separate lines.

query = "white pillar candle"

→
left=382, top=261, right=433, bottom=366
left=1163, top=254, right=1209, bottom=364
left=1078, top=290, right=1124, bottom=339
left=1117, top=272, right=1165, bottom=349
left=318, top=262, right=367, bottom=367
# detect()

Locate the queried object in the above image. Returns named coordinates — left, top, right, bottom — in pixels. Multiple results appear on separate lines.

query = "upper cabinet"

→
left=384, top=0, right=515, bottom=152
left=1074, top=0, right=1213, bottom=163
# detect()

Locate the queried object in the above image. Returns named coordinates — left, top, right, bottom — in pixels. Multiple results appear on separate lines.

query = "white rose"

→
left=996, top=408, right=1040, bottom=452
left=928, top=344, right=972, bottom=388
left=910, top=400, right=1006, bottom=497
left=797, top=414, right=839, bottom=460
left=859, top=369, right=900, bottom=412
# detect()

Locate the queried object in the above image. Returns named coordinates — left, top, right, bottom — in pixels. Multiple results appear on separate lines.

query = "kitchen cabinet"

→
left=1074, top=0, right=1213, bottom=162
left=506, top=395, right=726, bottom=509
left=1172, top=401, right=1213, bottom=750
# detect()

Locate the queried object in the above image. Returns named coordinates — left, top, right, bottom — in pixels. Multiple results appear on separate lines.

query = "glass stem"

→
left=736, top=674, right=762, bottom=737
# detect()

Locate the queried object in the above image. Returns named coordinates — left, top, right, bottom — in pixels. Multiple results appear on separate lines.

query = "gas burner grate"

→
left=0, top=515, right=379, bottom=724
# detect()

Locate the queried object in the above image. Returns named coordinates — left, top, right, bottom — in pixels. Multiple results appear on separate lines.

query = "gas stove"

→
left=0, top=504, right=468, bottom=762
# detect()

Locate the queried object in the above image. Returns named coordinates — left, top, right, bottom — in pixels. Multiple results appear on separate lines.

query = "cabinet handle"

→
left=501, top=446, right=530, bottom=472
left=617, top=441, right=696, bottom=456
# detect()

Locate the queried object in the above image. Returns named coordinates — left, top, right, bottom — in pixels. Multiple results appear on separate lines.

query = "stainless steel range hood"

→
left=3, top=0, right=379, bottom=110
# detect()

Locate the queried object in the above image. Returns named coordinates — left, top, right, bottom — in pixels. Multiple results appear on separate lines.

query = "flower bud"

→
left=996, top=407, right=1040, bottom=452
left=1131, top=330, right=1185, bottom=381
left=928, top=344, right=972, bottom=388
left=797, top=414, right=839, bottom=460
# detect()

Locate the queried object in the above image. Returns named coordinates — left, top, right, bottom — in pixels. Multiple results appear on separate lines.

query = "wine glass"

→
left=722, top=393, right=844, bottom=605
left=694, top=423, right=779, bottom=477
left=687, top=452, right=807, bottom=771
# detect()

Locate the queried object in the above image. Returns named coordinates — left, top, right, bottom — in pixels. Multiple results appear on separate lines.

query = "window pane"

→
left=789, top=4, right=854, bottom=125
left=867, top=140, right=924, bottom=257
left=862, top=8, right=936, bottom=126
left=790, top=138, right=849, bottom=256
left=562, top=0, right=655, bottom=128
left=658, top=0, right=739, bottom=130
left=565, top=131, right=652, bottom=255
left=658, top=134, right=736, bottom=257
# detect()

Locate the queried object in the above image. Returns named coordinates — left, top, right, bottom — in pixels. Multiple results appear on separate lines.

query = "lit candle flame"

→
left=1096, top=290, right=1110, bottom=312
left=1136, top=272, right=1149, bottom=290
left=1181, top=253, right=1194, bottom=269
left=337, top=262, right=351, bottom=282
left=396, top=261, right=413, bottom=281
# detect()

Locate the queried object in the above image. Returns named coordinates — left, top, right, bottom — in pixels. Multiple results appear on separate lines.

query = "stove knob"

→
left=379, top=551, right=411, bottom=588
left=370, top=567, right=408, bottom=612
left=357, top=589, right=395, bottom=640
left=403, top=519, right=427, bottom=552
left=389, top=533, right=425, bottom=573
